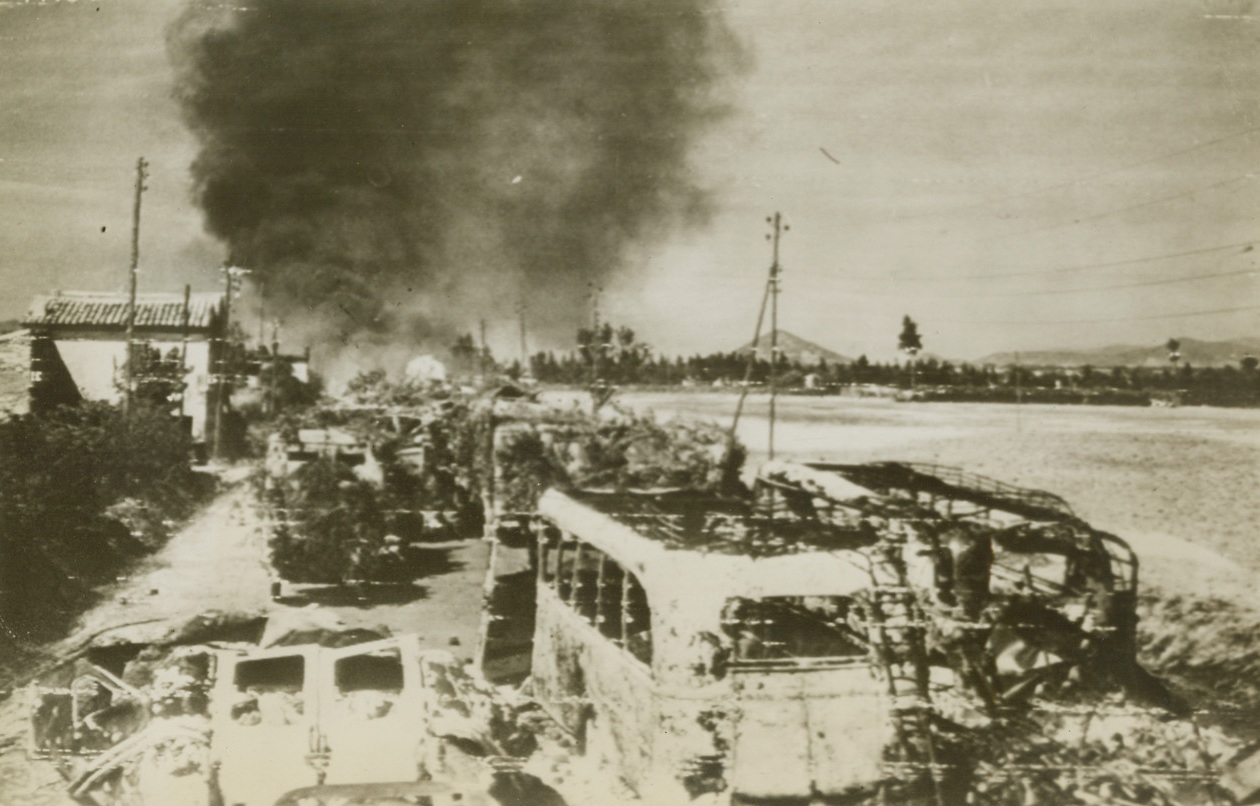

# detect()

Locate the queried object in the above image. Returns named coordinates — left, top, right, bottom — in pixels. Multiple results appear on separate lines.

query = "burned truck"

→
left=25, top=618, right=558, bottom=806
left=481, top=459, right=1233, bottom=804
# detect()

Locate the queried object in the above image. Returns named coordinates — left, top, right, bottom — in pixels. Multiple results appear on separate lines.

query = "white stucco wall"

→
left=53, top=337, right=213, bottom=441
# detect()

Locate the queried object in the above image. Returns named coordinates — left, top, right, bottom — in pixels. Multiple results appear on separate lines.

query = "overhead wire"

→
left=935, top=302, right=1260, bottom=326
left=686, top=240, right=1256, bottom=285
left=881, top=122, right=1260, bottom=224
left=787, top=263, right=1258, bottom=299
left=838, top=239, right=1258, bottom=282
left=760, top=298, right=1260, bottom=327
left=987, top=174, right=1255, bottom=241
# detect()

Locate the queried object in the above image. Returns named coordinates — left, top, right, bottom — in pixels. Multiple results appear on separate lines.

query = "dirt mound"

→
left=1138, top=592, right=1260, bottom=742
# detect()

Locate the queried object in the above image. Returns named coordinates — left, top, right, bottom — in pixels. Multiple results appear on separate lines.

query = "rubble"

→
left=23, top=611, right=564, bottom=806
left=488, top=403, right=741, bottom=514
left=473, top=460, right=1248, bottom=805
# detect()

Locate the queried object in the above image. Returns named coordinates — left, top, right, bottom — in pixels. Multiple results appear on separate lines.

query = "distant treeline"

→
left=509, top=349, right=1260, bottom=407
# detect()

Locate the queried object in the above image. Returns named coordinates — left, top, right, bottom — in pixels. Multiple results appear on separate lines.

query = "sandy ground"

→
left=51, top=478, right=489, bottom=655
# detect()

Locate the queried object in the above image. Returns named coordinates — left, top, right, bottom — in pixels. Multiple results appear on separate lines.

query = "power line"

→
left=938, top=302, right=1260, bottom=326
left=991, top=266, right=1256, bottom=296
left=789, top=265, right=1258, bottom=299
left=851, top=239, right=1257, bottom=282
left=988, top=174, right=1255, bottom=241
left=786, top=301, right=1260, bottom=327
left=884, top=123, right=1260, bottom=223
left=682, top=240, right=1256, bottom=285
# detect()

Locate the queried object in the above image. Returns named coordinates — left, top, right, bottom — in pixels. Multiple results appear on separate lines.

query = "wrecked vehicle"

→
left=480, top=459, right=1237, bottom=804
left=26, top=620, right=555, bottom=806
left=473, top=394, right=738, bottom=686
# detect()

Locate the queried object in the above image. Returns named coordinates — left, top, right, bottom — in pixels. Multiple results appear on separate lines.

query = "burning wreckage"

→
left=24, top=417, right=1257, bottom=805
left=25, top=613, right=561, bottom=806
left=482, top=459, right=1251, bottom=804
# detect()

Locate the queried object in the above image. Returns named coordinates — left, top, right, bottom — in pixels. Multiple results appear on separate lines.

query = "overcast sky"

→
left=1, top=0, right=1257, bottom=361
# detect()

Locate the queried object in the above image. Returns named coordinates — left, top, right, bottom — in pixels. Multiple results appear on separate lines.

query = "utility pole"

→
left=124, top=157, right=149, bottom=416
left=478, top=317, right=489, bottom=379
left=258, top=278, right=267, bottom=347
left=268, top=319, right=280, bottom=417
left=591, top=283, right=599, bottom=388
left=179, top=284, right=191, bottom=423
left=215, top=264, right=248, bottom=460
left=517, top=298, right=529, bottom=377
left=728, top=216, right=783, bottom=454
left=767, top=212, right=786, bottom=460
left=589, top=282, right=602, bottom=392
left=1014, top=350, right=1023, bottom=433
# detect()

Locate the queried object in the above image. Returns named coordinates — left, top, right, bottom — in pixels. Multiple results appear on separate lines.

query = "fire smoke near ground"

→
left=168, top=0, right=740, bottom=359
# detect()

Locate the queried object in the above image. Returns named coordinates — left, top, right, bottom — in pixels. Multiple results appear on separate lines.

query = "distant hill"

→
left=976, top=336, right=1260, bottom=368
left=736, top=330, right=853, bottom=366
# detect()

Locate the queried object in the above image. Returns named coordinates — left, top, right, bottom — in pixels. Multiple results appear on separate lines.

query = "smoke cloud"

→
left=168, top=0, right=741, bottom=358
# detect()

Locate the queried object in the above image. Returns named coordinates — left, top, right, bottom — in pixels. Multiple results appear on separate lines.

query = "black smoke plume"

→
left=168, top=0, right=741, bottom=356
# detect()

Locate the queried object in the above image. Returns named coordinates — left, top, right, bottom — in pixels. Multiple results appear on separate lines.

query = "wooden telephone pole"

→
left=479, top=318, right=489, bottom=378
left=517, top=298, right=529, bottom=377
left=767, top=212, right=785, bottom=459
left=214, top=264, right=248, bottom=459
left=728, top=212, right=788, bottom=468
left=123, top=157, right=149, bottom=416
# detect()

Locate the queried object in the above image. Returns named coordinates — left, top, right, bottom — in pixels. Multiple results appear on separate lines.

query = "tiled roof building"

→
left=24, top=291, right=224, bottom=332
left=23, top=290, right=227, bottom=443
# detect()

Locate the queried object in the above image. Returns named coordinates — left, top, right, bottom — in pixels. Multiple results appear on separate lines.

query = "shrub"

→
left=0, top=401, right=200, bottom=638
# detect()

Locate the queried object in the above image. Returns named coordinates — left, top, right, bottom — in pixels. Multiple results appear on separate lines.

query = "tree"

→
left=898, top=315, right=924, bottom=390
left=576, top=322, right=651, bottom=407
left=1166, top=338, right=1181, bottom=368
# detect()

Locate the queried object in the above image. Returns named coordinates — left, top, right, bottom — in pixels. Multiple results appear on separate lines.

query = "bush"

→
left=0, top=401, right=200, bottom=638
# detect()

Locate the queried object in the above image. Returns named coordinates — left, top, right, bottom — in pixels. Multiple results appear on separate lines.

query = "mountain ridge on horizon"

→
left=727, top=331, right=1260, bottom=369
left=975, top=336, right=1260, bottom=368
left=734, top=330, right=854, bottom=366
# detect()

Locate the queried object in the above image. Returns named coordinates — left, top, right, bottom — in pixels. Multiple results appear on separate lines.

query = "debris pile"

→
left=751, top=461, right=1246, bottom=804
left=954, top=706, right=1234, bottom=805
left=514, top=462, right=1252, bottom=804
left=1138, top=592, right=1260, bottom=740
left=26, top=613, right=567, bottom=806
left=259, top=382, right=745, bottom=584
left=490, top=404, right=742, bottom=513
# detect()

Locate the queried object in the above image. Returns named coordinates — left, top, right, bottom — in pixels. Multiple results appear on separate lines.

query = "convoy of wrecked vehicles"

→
left=23, top=400, right=1259, bottom=805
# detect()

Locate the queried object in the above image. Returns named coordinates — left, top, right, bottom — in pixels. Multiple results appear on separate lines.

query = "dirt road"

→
left=50, top=471, right=489, bottom=655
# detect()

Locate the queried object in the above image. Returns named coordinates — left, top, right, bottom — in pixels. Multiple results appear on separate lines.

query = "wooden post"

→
left=124, top=157, right=148, bottom=415
left=214, top=265, right=233, bottom=459
left=518, top=299, right=529, bottom=376
left=768, top=212, right=784, bottom=460
left=179, top=284, right=190, bottom=421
